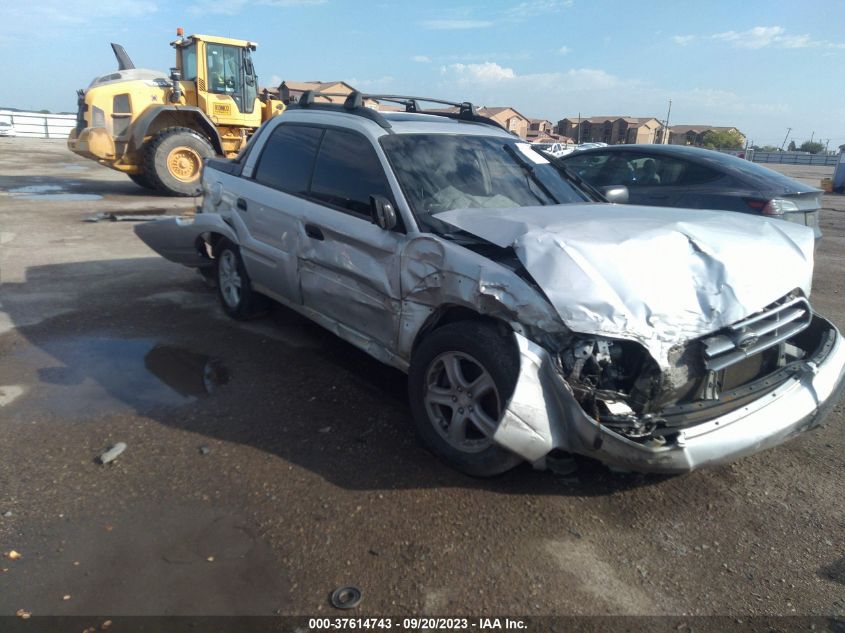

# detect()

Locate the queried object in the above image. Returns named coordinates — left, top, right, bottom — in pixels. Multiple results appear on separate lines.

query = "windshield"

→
left=380, top=134, right=591, bottom=221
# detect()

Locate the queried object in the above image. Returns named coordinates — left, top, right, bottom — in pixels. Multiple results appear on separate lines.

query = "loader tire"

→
left=144, top=127, right=214, bottom=197
left=128, top=172, right=159, bottom=191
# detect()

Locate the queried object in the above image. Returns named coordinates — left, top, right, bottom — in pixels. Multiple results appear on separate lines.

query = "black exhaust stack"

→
left=110, top=43, right=135, bottom=71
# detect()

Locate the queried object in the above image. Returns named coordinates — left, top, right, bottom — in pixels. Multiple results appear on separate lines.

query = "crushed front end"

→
left=495, top=293, right=845, bottom=473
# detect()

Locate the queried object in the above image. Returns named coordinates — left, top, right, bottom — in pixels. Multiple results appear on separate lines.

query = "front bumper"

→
left=495, top=319, right=845, bottom=473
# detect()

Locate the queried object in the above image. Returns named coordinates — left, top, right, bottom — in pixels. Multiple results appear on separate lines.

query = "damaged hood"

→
left=434, top=204, right=815, bottom=367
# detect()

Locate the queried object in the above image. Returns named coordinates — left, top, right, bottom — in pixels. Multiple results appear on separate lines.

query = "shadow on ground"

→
left=1, top=257, right=669, bottom=497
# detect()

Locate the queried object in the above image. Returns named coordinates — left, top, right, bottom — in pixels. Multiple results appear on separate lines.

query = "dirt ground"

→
left=1, top=139, right=843, bottom=620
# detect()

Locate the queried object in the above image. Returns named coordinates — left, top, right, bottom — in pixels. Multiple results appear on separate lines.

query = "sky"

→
left=3, top=0, right=844, bottom=149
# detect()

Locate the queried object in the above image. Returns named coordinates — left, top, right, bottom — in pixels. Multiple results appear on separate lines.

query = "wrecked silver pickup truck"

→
left=135, top=92, right=845, bottom=476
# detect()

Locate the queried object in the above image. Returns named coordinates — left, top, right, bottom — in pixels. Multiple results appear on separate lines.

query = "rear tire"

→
left=408, top=321, right=523, bottom=477
left=144, top=127, right=214, bottom=197
left=214, top=239, right=269, bottom=320
left=128, top=172, right=158, bottom=191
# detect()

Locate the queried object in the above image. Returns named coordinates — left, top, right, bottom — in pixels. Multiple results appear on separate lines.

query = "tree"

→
left=752, top=144, right=779, bottom=152
left=787, top=140, right=797, bottom=151
left=799, top=140, right=824, bottom=154
left=38, top=109, right=51, bottom=114
left=701, top=129, right=745, bottom=149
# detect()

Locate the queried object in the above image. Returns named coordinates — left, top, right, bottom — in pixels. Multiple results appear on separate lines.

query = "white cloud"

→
left=682, top=88, right=791, bottom=115
left=441, top=61, right=625, bottom=92
left=420, top=19, right=494, bottom=30
left=672, top=35, right=695, bottom=46
left=6, top=0, right=156, bottom=23
left=556, top=46, right=571, bottom=55
left=412, top=55, right=431, bottom=63
left=503, top=0, right=573, bottom=19
left=190, top=0, right=325, bottom=15
left=563, top=68, right=624, bottom=90
left=444, top=62, right=517, bottom=83
left=713, top=26, right=785, bottom=49
left=673, top=25, right=845, bottom=50
left=350, top=75, right=395, bottom=90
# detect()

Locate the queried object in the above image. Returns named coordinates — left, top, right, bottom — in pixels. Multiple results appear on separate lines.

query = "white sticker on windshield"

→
left=516, top=142, right=550, bottom=165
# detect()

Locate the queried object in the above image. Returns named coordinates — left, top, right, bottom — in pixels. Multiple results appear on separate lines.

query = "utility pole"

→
left=810, top=131, right=815, bottom=144
left=577, top=112, right=581, bottom=144
left=825, top=138, right=831, bottom=153
left=780, top=127, right=792, bottom=151
left=663, top=98, right=672, bottom=144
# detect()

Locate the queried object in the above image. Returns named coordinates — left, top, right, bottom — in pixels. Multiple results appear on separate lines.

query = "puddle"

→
left=2, top=337, right=227, bottom=417
left=7, top=183, right=102, bottom=201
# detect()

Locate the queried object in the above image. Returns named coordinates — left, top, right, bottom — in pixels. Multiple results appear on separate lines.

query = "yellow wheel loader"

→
left=68, top=29, right=285, bottom=196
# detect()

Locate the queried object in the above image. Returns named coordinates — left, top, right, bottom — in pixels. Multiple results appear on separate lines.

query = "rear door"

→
left=296, top=128, right=405, bottom=350
left=236, top=123, right=323, bottom=303
left=623, top=152, right=706, bottom=207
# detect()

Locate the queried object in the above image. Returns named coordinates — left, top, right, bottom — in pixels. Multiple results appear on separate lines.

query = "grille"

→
left=701, top=295, right=812, bottom=372
left=198, top=77, right=207, bottom=92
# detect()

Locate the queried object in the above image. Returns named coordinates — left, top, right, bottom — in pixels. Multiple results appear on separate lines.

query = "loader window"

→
left=206, top=44, right=243, bottom=107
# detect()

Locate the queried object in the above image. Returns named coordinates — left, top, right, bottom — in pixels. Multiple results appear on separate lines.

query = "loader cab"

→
left=174, top=34, right=261, bottom=127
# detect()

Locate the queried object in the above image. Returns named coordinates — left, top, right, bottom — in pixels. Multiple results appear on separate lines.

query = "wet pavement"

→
left=1, top=139, right=845, bottom=618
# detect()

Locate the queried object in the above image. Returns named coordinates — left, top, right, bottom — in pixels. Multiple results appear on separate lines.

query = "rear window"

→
left=697, top=151, right=818, bottom=192
left=254, top=125, right=323, bottom=194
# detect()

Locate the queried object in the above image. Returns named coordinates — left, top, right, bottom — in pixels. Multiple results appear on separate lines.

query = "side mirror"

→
left=370, top=195, right=397, bottom=230
left=600, top=185, right=629, bottom=204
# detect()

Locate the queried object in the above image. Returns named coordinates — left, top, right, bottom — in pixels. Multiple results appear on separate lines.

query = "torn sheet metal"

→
left=435, top=203, right=815, bottom=368
left=134, top=215, right=238, bottom=268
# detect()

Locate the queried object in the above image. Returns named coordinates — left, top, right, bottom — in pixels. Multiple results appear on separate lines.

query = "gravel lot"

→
left=1, top=139, right=844, bottom=620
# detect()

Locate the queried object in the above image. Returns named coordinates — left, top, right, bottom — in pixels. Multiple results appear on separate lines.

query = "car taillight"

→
left=744, top=198, right=799, bottom=216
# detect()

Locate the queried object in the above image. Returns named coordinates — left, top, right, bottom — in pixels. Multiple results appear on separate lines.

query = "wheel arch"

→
left=129, top=106, right=224, bottom=155
left=410, top=303, right=518, bottom=360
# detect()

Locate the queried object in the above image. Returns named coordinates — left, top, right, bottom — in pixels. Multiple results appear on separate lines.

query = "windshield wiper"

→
left=502, top=145, right=559, bottom=204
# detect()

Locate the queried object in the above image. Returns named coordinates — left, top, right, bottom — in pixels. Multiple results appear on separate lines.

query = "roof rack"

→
left=288, top=90, right=507, bottom=132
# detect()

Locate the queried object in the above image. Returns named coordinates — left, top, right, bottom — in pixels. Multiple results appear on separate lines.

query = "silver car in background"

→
left=135, top=93, right=845, bottom=477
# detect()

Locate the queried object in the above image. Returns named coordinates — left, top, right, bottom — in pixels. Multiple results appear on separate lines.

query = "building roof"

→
left=478, top=106, right=530, bottom=121
left=670, top=125, right=740, bottom=134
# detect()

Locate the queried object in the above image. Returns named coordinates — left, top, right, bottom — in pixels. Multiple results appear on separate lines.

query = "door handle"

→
left=304, top=224, right=325, bottom=241
left=236, top=198, right=248, bottom=211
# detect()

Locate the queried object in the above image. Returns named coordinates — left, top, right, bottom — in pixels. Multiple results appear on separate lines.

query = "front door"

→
left=203, top=43, right=260, bottom=127
left=296, top=128, right=405, bottom=350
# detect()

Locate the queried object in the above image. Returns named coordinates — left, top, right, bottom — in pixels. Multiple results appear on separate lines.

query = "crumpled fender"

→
left=396, top=235, right=567, bottom=360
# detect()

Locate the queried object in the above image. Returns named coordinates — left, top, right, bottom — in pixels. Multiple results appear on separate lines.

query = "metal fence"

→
left=748, top=151, right=839, bottom=166
left=715, top=147, right=839, bottom=166
left=0, top=110, right=75, bottom=139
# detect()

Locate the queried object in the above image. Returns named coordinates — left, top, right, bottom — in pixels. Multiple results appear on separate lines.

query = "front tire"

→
left=215, top=239, right=269, bottom=320
left=144, top=127, right=214, bottom=197
left=408, top=321, right=523, bottom=477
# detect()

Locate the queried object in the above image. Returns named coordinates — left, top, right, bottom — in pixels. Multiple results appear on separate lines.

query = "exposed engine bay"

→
left=557, top=292, right=828, bottom=444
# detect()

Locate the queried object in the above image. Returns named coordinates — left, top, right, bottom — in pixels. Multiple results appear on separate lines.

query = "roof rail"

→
left=291, top=90, right=506, bottom=132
